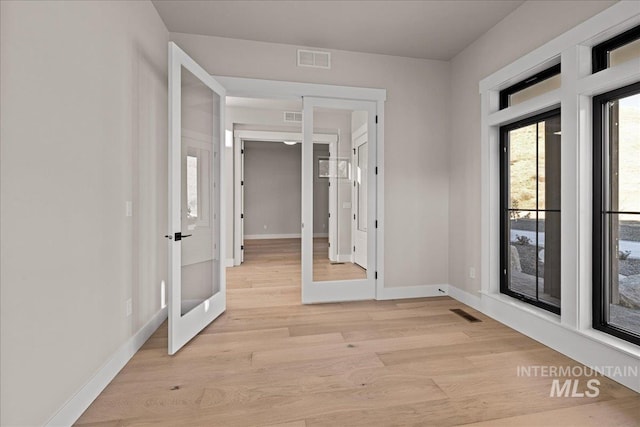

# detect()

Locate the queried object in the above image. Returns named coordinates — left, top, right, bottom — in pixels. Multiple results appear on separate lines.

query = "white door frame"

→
left=302, top=97, right=377, bottom=303
left=232, top=130, right=337, bottom=265
left=216, top=76, right=386, bottom=299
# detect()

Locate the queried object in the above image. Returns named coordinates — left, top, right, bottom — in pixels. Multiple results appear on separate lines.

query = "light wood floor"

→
left=76, top=240, right=639, bottom=426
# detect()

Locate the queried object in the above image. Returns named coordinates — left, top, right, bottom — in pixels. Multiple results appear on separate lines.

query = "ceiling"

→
left=152, top=0, right=525, bottom=61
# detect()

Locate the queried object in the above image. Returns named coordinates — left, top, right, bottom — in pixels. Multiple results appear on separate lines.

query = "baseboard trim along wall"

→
left=45, top=307, right=168, bottom=427
left=447, top=285, right=640, bottom=394
left=377, top=284, right=448, bottom=300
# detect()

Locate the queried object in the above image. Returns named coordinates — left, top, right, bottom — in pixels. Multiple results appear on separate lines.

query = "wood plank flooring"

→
left=75, top=239, right=639, bottom=426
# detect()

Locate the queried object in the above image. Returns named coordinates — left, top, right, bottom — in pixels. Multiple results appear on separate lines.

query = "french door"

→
left=168, top=42, right=226, bottom=354
left=301, top=97, right=377, bottom=303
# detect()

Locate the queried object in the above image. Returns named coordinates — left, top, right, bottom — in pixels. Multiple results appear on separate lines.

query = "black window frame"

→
left=592, top=25, right=640, bottom=73
left=592, top=81, right=640, bottom=346
left=500, top=108, right=562, bottom=315
left=499, top=64, right=561, bottom=110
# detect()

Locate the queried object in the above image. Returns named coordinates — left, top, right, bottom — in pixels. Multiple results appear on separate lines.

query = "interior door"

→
left=302, top=97, right=376, bottom=303
left=354, top=133, right=368, bottom=269
left=168, top=42, right=226, bottom=355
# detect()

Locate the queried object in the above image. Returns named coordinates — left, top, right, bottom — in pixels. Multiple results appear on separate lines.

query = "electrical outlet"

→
left=469, top=267, right=476, bottom=279
left=125, top=298, right=132, bottom=317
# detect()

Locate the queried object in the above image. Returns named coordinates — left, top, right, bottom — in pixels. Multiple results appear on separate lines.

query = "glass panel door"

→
left=168, top=42, right=226, bottom=354
left=302, top=97, right=376, bottom=303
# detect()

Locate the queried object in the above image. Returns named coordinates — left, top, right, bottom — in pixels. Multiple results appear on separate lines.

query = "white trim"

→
left=487, top=89, right=560, bottom=127
left=479, top=2, right=640, bottom=92
left=226, top=258, right=235, bottom=267
left=215, top=76, right=386, bottom=102
left=45, top=308, right=168, bottom=427
left=447, top=285, right=482, bottom=311
left=234, top=129, right=337, bottom=144
left=479, top=293, right=640, bottom=393
left=377, top=284, right=448, bottom=301
left=478, top=2, right=640, bottom=391
left=233, top=137, right=242, bottom=266
left=335, top=254, right=353, bottom=263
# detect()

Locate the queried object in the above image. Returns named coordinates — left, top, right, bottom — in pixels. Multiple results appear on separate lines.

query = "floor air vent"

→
left=450, top=308, right=481, bottom=322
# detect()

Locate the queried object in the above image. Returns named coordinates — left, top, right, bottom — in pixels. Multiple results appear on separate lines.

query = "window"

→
left=500, top=109, right=561, bottom=314
left=592, top=25, right=640, bottom=73
left=593, top=81, right=640, bottom=345
left=499, top=64, right=561, bottom=110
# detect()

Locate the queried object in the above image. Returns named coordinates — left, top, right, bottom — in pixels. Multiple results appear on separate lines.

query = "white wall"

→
left=448, top=0, right=616, bottom=294
left=0, top=1, right=168, bottom=425
left=172, top=32, right=451, bottom=287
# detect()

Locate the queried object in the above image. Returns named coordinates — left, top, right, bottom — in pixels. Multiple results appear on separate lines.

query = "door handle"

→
left=165, top=232, right=192, bottom=241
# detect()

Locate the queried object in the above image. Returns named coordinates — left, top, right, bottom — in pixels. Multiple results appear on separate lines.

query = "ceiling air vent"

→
left=284, top=111, right=303, bottom=123
left=297, top=49, right=331, bottom=69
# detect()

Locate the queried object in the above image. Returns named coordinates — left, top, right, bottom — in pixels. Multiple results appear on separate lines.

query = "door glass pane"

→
left=610, top=38, right=640, bottom=67
left=602, top=90, right=640, bottom=337
left=509, top=74, right=561, bottom=107
left=508, top=123, right=537, bottom=210
left=312, top=107, right=368, bottom=281
left=180, top=66, right=220, bottom=316
left=509, top=210, right=537, bottom=300
left=503, top=111, right=561, bottom=312
left=605, top=213, right=640, bottom=335
left=612, top=94, right=640, bottom=213
left=357, top=142, right=368, bottom=232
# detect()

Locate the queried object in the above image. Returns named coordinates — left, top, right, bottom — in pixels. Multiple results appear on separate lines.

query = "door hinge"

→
left=241, top=180, right=244, bottom=186
left=353, top=246, right=356, bottom=252
left=241, top=149, right=244, bottom=154
left=353, top=214, right=356, bottom=220
left=375, top=271, right=378, bottom=279
left=375, top=166, right=378, bottom=175
left=375, top=220, right=378, bottom=228
left=241, top=245, right=244, bottom=250
left=241, top=213, right=244, bottom=219
left=353, top=181, right=356, bottom=187
left=375, top=115, right=378, bottom=124
left=353, top=148, right=356, bottom=155
left=328, top=212, right=331, bottom=218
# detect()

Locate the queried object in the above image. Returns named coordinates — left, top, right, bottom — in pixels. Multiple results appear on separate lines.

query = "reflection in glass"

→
left=509, top=74, right=561, bottom=107
left=180, top=66, right=220, bottom=316
left=610, top=38, right=640, bottom=68
left=605, top=214, right=640, bottom=335
left=313, top=108, right=368, bottom=282
left=186, top=155, right=198, bottom=219
left=508, top=123, right=537, bottom=210
left=602, top=92, right=640, bottom=336
left=357, top=142, right=368, bottom=232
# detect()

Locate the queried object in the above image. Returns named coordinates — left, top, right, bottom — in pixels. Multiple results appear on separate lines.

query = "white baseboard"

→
left=225, top=258, right=234, bottom=267
left=478, top=292, right=640, bottom=393
left=377, top=284, right=448, bottom=300
left=45, top=307, right=168, bottom=427
left=447, top=285, right=482, bottom=310
left=335, top=254, right=352, bottom=263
